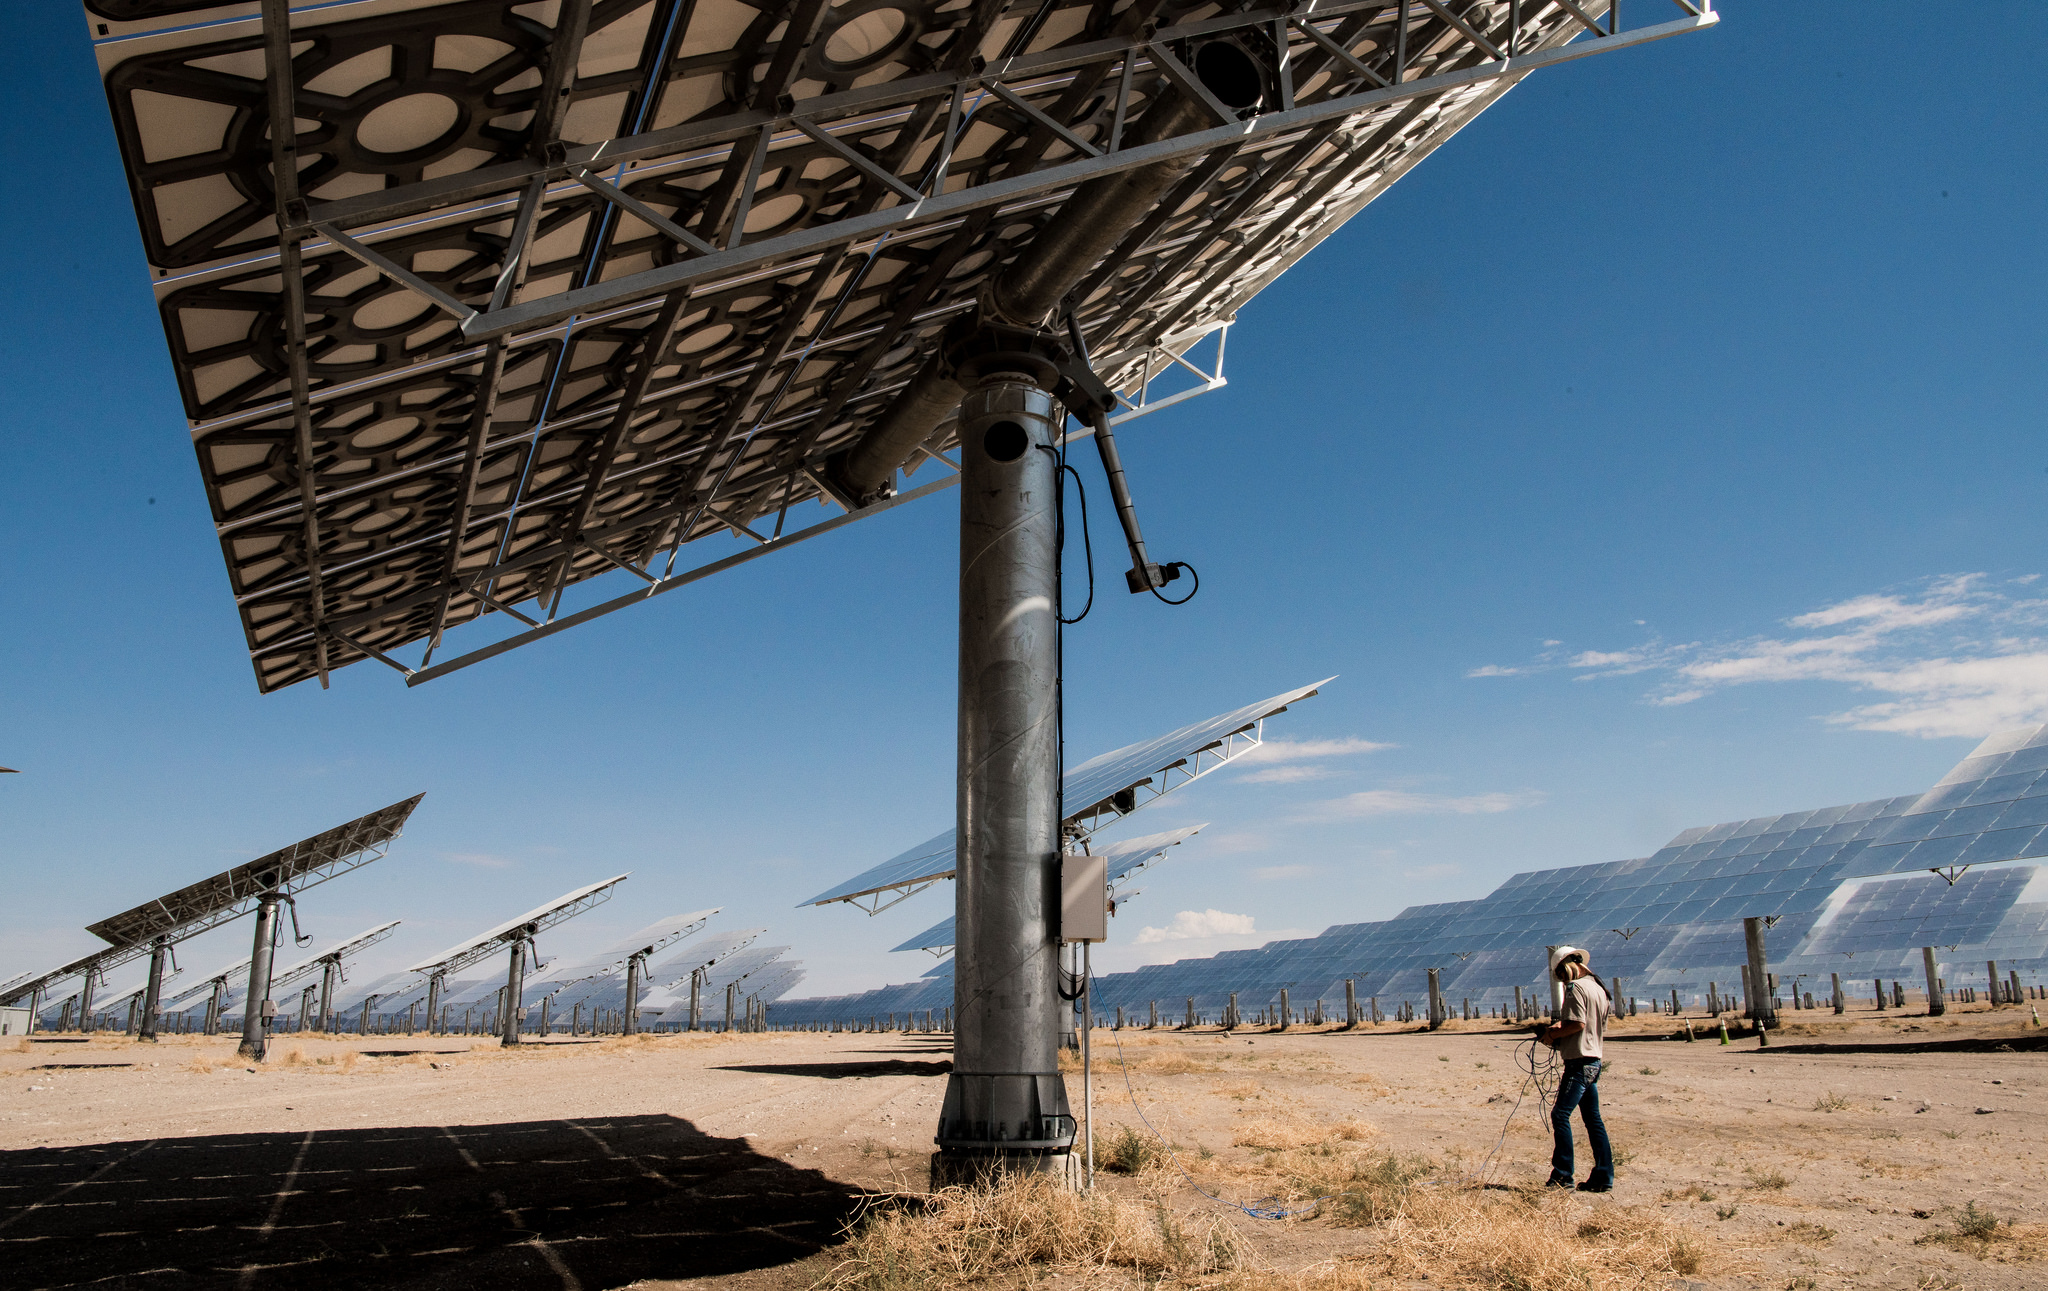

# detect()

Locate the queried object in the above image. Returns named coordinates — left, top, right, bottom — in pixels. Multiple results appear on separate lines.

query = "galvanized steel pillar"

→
left=624, top=952, right=644, bottom=1036
left=138, top=936, right=170, bottom=1042
left=239, top=892, right=281, bottom=1060
left=500, top=936, right=528, bottom=1047
left=1741, top=917, right=1776, bottom=1028
left=934, top=362, right=1074, bottom=1185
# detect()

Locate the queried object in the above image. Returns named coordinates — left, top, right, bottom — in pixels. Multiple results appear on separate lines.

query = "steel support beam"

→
left=501, top=936, right=529, bottom=1046
left=137, top=937, right=169, bottom=1043
left=239, top=893, right=281, bottom=1060
left=933, top=363, right=1073, bottom=1184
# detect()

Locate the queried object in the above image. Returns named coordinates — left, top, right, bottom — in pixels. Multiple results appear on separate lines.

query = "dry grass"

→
left=1231, top=1117, right=1376, bottom=1152
left=1811, top=1090, right=1852, bottom=1113
left=819, top=1173, right=1245, bottom=1289
left=1914, top=1203, right=2048, bottom=1262
left=1370, top=1188, right=1711, bottom=1289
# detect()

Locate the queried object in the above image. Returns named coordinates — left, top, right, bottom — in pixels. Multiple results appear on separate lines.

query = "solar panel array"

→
left=769, top=724, right=2048, bottom=1024
left=84, top=2, right=1714, bottom=692
left=802, top=680, right=1322, bottom=910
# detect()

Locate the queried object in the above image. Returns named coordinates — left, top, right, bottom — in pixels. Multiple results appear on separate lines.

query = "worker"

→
left=1538, top=945, right=1614, bottom=1192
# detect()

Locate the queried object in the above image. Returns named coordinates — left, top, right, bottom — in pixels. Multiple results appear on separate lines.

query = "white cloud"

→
left=1467, top=664, right=1522, bottom=678
left=1252, top=864, right=1314, bottom=881
left=1135, top=908, right=1256, bottom=943
left=1298, top=788, right=1546, bottom=821
left=1480, top=574, right=2048, bottom=739
left=1237, top=764, right=1338, bottom=785
left=1240, top=736, right=1397, bottom=762
left=443, top=852, right=513, bottom=869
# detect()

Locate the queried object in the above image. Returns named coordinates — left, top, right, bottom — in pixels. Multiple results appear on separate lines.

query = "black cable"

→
left=1150, top=561, right=1199, bottom=606
left=1059, top=462, right=1093, bottom=624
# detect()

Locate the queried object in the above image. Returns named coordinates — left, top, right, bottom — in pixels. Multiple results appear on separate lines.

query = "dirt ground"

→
left=3, top=1004, right=2043, bottom=1290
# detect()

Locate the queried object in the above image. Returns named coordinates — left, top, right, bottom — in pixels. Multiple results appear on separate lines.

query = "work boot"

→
left=1577, top=1172, right=1613, bottom=1193
left=1545, top=1172, right=1574, bottom=1189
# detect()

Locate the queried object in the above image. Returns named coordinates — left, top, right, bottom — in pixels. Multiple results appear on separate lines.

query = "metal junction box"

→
left=1060, top=853, right=1109, bottom=944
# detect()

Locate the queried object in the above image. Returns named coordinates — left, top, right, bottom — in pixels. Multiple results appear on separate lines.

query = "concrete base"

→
left=930, top=1149, right=1081, bottom=1192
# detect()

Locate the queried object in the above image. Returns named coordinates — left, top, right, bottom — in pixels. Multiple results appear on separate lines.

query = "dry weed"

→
left=1914, top=1203, right=2048, bottom=1262
left=1372, top=1188, right=1712, bottom=1290
left=819, top=1173, right=1244, bottom=1289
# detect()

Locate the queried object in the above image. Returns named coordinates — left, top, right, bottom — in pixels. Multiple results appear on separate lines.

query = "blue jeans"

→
left=1549, top=1058, right=1614, bottom=1186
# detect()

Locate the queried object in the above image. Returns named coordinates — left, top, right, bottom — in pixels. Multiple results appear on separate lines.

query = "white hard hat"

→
left=1548, top=945, right=1587, bottom=978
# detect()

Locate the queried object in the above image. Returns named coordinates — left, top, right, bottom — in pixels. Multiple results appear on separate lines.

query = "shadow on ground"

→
left=0, top=1115, right=863, bottom=1289
left=715, top=1059, right=952, bottom=1079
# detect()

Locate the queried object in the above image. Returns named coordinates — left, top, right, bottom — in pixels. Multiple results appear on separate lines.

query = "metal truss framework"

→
left=409, top=876, right=628, bottom=980
left=821, top=706, right=1277, bottom=916
left=0, top=795, right=422, bottom=1009
left=533, top=909, right=715, bottom=1004
left=88, top=0, right=1714, bottom=692
left=266, top=921, right=402, bottom=997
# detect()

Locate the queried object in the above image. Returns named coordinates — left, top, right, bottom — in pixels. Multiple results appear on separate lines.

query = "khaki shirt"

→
left=1556, top=976, right=1609, bottom=1061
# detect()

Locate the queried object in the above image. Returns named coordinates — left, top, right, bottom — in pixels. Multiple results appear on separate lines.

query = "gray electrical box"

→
left=1060, top=852, right=1108, bottom=943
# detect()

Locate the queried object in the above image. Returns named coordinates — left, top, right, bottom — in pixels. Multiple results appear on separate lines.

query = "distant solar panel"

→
left=891, top=823, right=1202, bottom=953
left=802, top=680, right=1323, bottom=911
left=83, top=2, right=1716, bottom=692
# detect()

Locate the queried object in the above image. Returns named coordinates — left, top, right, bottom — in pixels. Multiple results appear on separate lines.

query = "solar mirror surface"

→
left=82, top=1, right=1715, bottom=692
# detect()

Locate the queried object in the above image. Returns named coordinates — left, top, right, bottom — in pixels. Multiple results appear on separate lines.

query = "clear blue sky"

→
left=4, top=5, right=2044, bottom=997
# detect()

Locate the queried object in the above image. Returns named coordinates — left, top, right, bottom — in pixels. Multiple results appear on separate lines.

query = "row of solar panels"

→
left=767, top=723, right=2048, bottom=1024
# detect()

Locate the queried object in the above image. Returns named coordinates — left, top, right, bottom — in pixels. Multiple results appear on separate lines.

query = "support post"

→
left=318, top=960, right=338, bottom=1033
left=1922, top=948, right=1944, bottom=1017
left=1987, top=961, right=2001, bottom=1005
left=1742, top=917, right=1776, bottom=1029
left=1831, top=971, right=1844, bottom=1015
left=79, top=964, right=99, bottom=1034
left=239, top=892, right=282, bottom=1060
left=1345, top=978, right=1358, bottom=1028
left=690, top=968, right=703, bottom=1030
left=1277, top=986, right=1290, bottom=1032
left=425, top=972, right=444, bottom=1036
left=501, top=936, right=529, bottom=1047
left=1426, top=968, right=1443, bottom=1030
left=724, top=981, right=735, bottom=1033
left=933, top=356, right=1073, bottom=1187
left=625, top=952, right=644, bottom=1035
left=138, top=936, right=170, bottom=1043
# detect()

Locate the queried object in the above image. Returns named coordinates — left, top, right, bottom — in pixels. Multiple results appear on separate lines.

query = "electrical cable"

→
left=1058, top=462, right=1094, bottom=624
left=1150, top=561, right=1198, bottom=605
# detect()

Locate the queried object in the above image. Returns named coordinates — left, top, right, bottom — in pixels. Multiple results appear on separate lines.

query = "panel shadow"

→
left=1, top=1114, right=862, bottom=1289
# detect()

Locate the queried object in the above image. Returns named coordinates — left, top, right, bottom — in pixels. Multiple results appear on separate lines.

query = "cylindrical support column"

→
left=724, top=981, right=736, bottom=1033
left=1987, top=961, right=2001, bottom=1005
left=79, top=965, right=100, bottom=1034
left=137, top=937, right=170, bottom=1043
left=1830, top=971, right=1844, bottom=1015
left=318, top=961, right=338, bottom=1033
left=1345, top=979, right=1358, bottom=1027
left=1742, top=918, right=1776, bottom=1028
left=1277, top=987, right=1290, bottom=1032
left=239, top=893, right=282, bottom=1060
left=425, top=972, right=444, bottom=1036
left=624, top=954, right=643, bottom=1036
left=1426, top=968, right=1443, bottom=1030
left=689, top=969, right=702, bottom=1031
left=934, top=369, right=1072, bottom=1184
left=500, top=937, right=528, bottom=1047
left=1920, top=948, right=1944, bottom=1016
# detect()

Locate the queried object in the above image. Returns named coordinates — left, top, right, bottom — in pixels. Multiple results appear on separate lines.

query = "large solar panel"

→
left=407, top=872, right=629, bottom=974
left=2, top=794, right=420, bottom=1010
left=769, top=725, right=2048, bottom=1024
left=83, top=2, right=1716, bottom=692
left=801, top=679, right=1324, bottom=910
left=890, top=823, right=1202, bottom=953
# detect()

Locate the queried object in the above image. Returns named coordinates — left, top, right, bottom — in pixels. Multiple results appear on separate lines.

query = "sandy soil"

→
left=3, top=1004, right=2043, bottom=1289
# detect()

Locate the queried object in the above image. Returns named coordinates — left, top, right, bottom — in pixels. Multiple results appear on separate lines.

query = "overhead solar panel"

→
left=83, top=1, right=1717, bottom=692
left=802, top=680, right=1323, bottom=910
